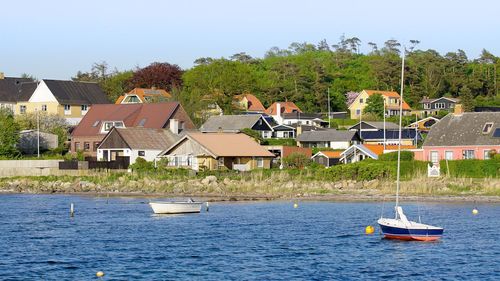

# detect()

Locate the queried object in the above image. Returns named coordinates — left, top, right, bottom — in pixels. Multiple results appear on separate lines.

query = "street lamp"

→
left=35, top=107, right=40, bottom=158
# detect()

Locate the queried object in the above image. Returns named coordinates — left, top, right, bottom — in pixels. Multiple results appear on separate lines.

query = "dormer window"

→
left=124, top=95, right=140, bottom=103
left=92, top=121, right=100, bottom=127
left=482, top=123, right=493, bottom=134
left=101, top=121, right=125, bottom=133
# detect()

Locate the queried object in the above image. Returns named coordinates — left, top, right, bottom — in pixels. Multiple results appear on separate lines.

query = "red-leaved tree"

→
left=128, top=62, right=183, bottom=91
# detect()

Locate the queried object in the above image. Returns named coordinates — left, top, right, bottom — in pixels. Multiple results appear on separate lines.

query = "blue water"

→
left=0, top=195, right=499, bottom=280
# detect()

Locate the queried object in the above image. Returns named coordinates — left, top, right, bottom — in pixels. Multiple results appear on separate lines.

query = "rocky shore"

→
left=1, top=174, right=499, bottom=202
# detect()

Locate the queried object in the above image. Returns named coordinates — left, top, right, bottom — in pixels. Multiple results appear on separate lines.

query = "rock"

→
left=223, top=178, right=232, bottom=185
left=202, top=175, right=217, bottom=185
left=284, top=181, right=294, bottom=189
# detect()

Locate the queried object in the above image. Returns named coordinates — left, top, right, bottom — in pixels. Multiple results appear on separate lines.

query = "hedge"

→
left=440, top=159, right=500, bottom=178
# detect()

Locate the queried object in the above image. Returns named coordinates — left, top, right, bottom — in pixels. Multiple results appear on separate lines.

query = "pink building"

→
left=419, top=112, right=500, bottom=164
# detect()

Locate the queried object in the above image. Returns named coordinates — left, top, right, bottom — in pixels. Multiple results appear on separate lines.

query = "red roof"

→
left=243, top=94, right=265, bottom=111
left=265, top=102, right=302, bottom=115
left=72, top=102, right=180, bottom=137
left=319, top=151, right=342, bottom=158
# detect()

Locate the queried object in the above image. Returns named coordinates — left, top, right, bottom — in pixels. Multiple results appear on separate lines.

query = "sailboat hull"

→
left=378, top=223, right=444, bottom=241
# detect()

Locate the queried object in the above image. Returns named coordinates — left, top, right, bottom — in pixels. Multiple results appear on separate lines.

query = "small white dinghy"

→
left=149, top=198, right=203, bottom=214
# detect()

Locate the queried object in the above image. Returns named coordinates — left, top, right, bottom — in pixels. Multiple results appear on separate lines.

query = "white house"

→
left=97, top=127, right=181, bottom=164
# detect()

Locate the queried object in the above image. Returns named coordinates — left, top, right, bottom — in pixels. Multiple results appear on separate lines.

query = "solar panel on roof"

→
left=493, top=128, right=500, bottom=138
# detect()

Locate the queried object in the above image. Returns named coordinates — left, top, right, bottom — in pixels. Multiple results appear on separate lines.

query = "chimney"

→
left=276, top=103, right=281, bottom=118
left=296, top=125, right=303, bottom=136
left=454, top=104, right=464, bottom=115
left=169, top=119, right=179, bottom=134
left=0, top=72, right=4, bottom=79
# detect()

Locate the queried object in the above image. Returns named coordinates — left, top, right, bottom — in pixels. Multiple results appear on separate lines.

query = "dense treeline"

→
left=74, top=37, right=499, bottom=122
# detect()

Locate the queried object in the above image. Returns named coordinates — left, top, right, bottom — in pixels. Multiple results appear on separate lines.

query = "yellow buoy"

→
left=293, top=202, right=298, bottom=209
left=365, top=225, right=375, bottom=235
left=96, top=271, right=105, bottom=278
left=472, top=208, right=479, bottom=215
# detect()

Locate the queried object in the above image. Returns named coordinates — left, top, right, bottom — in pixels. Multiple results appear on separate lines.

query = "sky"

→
left=1, top=0, right=499, bottom=80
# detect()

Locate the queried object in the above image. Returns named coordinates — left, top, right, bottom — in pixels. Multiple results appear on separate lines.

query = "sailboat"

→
left=377, top=52, right=444, bottom=241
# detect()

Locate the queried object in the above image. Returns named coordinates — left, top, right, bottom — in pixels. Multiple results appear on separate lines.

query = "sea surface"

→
left=0, top=194, right=499, bottom=280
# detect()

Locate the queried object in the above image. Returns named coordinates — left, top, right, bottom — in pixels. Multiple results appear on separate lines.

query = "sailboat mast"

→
left=395, top=52, right=405, bottom=209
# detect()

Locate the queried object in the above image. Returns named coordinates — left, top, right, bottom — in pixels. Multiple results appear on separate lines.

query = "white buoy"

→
left=70, top=203, right=74, bottom=217
left=472, top=208, right=479, bottom=215
left=96, top=271, right=105, bottom=277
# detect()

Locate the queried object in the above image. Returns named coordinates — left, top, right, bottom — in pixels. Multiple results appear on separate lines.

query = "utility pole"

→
left=327, top=88, right=331, bottom=128
left=383, top=99, right=386, bottom=151
left=37, top=107, right=40, bottom=158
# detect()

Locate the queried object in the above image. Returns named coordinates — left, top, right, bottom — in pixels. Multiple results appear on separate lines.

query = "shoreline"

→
left=1, top=190, right=499, bottom=203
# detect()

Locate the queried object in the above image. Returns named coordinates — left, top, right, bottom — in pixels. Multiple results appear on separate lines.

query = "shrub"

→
left=129, top=157, right=155, bottom=172
left=378, top=151, right=414, bottom=161
left=440, top=159, right=500, bottom=178
left=282, top=152, right=311, bottom=169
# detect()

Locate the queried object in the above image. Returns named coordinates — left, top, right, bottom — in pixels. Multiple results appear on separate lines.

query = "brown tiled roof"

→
left=318, top=151, right=342, bottom=158
left=114, top=127, right=180, bottom=150
left=265, top=102, right=302, bottom=115
left=71, top=102, right=180, bottom=137
left=183, top=132, right=275, bottom=157
left=115, top=88, right=171, bottom=104
left=243, top=93, right=265, bottom=111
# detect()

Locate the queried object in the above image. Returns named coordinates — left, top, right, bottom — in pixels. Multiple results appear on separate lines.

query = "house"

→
left=15, top=79, right=110, bottom=125
left=311, top=151, right=342, bottom=167
left=419, top=96, right=459, bottom=117
left=281, top=112, right=328, bottom=128
left=271, top=124, right=296, bottom=139
left=420, top=112, right=500, bottom=163
left=71, top=102, right=195, bottom=157
left=233, top=93, right=266, bottom=113
left=349, top=121, right=421, bottom=146
left=348, top=90, right=412, bottom=119
left=407, top=116, right=440, bottom=132
left=265, top=145, right=312, bottom=167
left=339, top=144, right=415, bottom=163
left=97, top=127, right=181, bottom=164
left=18, top=130, right=58, bottom=154
left=297, top=129, right=361, bottom=149
left=265, top=102, right=302, bottom=124
left=115, top=88, right=172, bottom=104
left=0, top=74, right=37, bottom=112
left=200, top=114, right=273, bottom=138
left=159, top=132, right=275, bottom=171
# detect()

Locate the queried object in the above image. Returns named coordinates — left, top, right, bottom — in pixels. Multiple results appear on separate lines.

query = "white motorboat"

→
left=149, top=199, right=203, bottom=214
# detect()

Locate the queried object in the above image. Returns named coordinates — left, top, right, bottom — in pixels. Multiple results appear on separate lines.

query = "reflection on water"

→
left=0, top=194, right=498, bottom=280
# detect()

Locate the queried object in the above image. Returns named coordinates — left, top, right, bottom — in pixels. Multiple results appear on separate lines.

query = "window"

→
left=430, top=151, right=439, bottom=163
left=435, top=103, right=445, bottom=109
left=64, top=104, right=71, bottom=115
left=356, top=109, right=361, bottom=115
left=84, top=142, right=90, bottom=151
left=482, top=123, right=493, bottom=134
left=359, top=98, right=363, bottom=104
left=138, top=119, right=147, bottom=127
left=20, top=105, right=26, bottom=114
left=423, top=103, right=430, bottom=109
left=445, top=151, right=453, bottom=160
left=92, top=121, right=100, bottom=127
left=484, top=150, right=492, bottom=160
left=218, top=157, right=225, bottom=168
left=81, top=105, right=88, bottom=115
left=74, top=142, right=80, bottom=152
left=41, top=104, right=47, bottom=111
left=462, top=150, right=475, bottom=159
left=138, top=151, right=145, bottom=157
left=93, top=142, right=100, bottom=151
left=257, top=157, right=264, bottom=168
left=101, top=121, right=125, bottom=133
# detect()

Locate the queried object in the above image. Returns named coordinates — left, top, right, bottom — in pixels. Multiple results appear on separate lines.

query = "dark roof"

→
left=282, top=112, right=324, bottom=120
left=359, top=129, right=420, bottom=140
left=420, top=96, right=460, bottom=104
left=349, top=121, right=399, bottom=131
left=200, top=115, right=270, bottom=132
left=0, top=77, right=36, bottom=102
left=72, top=102, right=181, bottom=137
left=292, top=124, right=325, bottom=132
left=423, top=112, right=500, bottom=146
left=43, top=79, right=109, bottom=105
left=272, top=124, right=295, bottom=131
left=474, top=106, right=500, bottom=112
left=297, top=129, right=360, bottom=142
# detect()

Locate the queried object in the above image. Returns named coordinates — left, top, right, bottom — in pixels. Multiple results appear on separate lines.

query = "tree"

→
left=128, top=62, right=183, bottom=91
left=230, top=52, right=253, bottom=63
left=15, top=112, right=70, bottom=149
left=459, top=85, right=475, bottom=112
left=364, top=94, right=384, bottom=118
left=329, top=91, right=347, bottom=111
left=0, top=108, right=20, bottom=157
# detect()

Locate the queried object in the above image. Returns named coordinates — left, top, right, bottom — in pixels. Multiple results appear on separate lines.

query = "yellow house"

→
left=15, top=79, right=110, bottom=125
left=159, top=132, right=275, bottom=171
left=348, top=90, right=412, bottom=119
